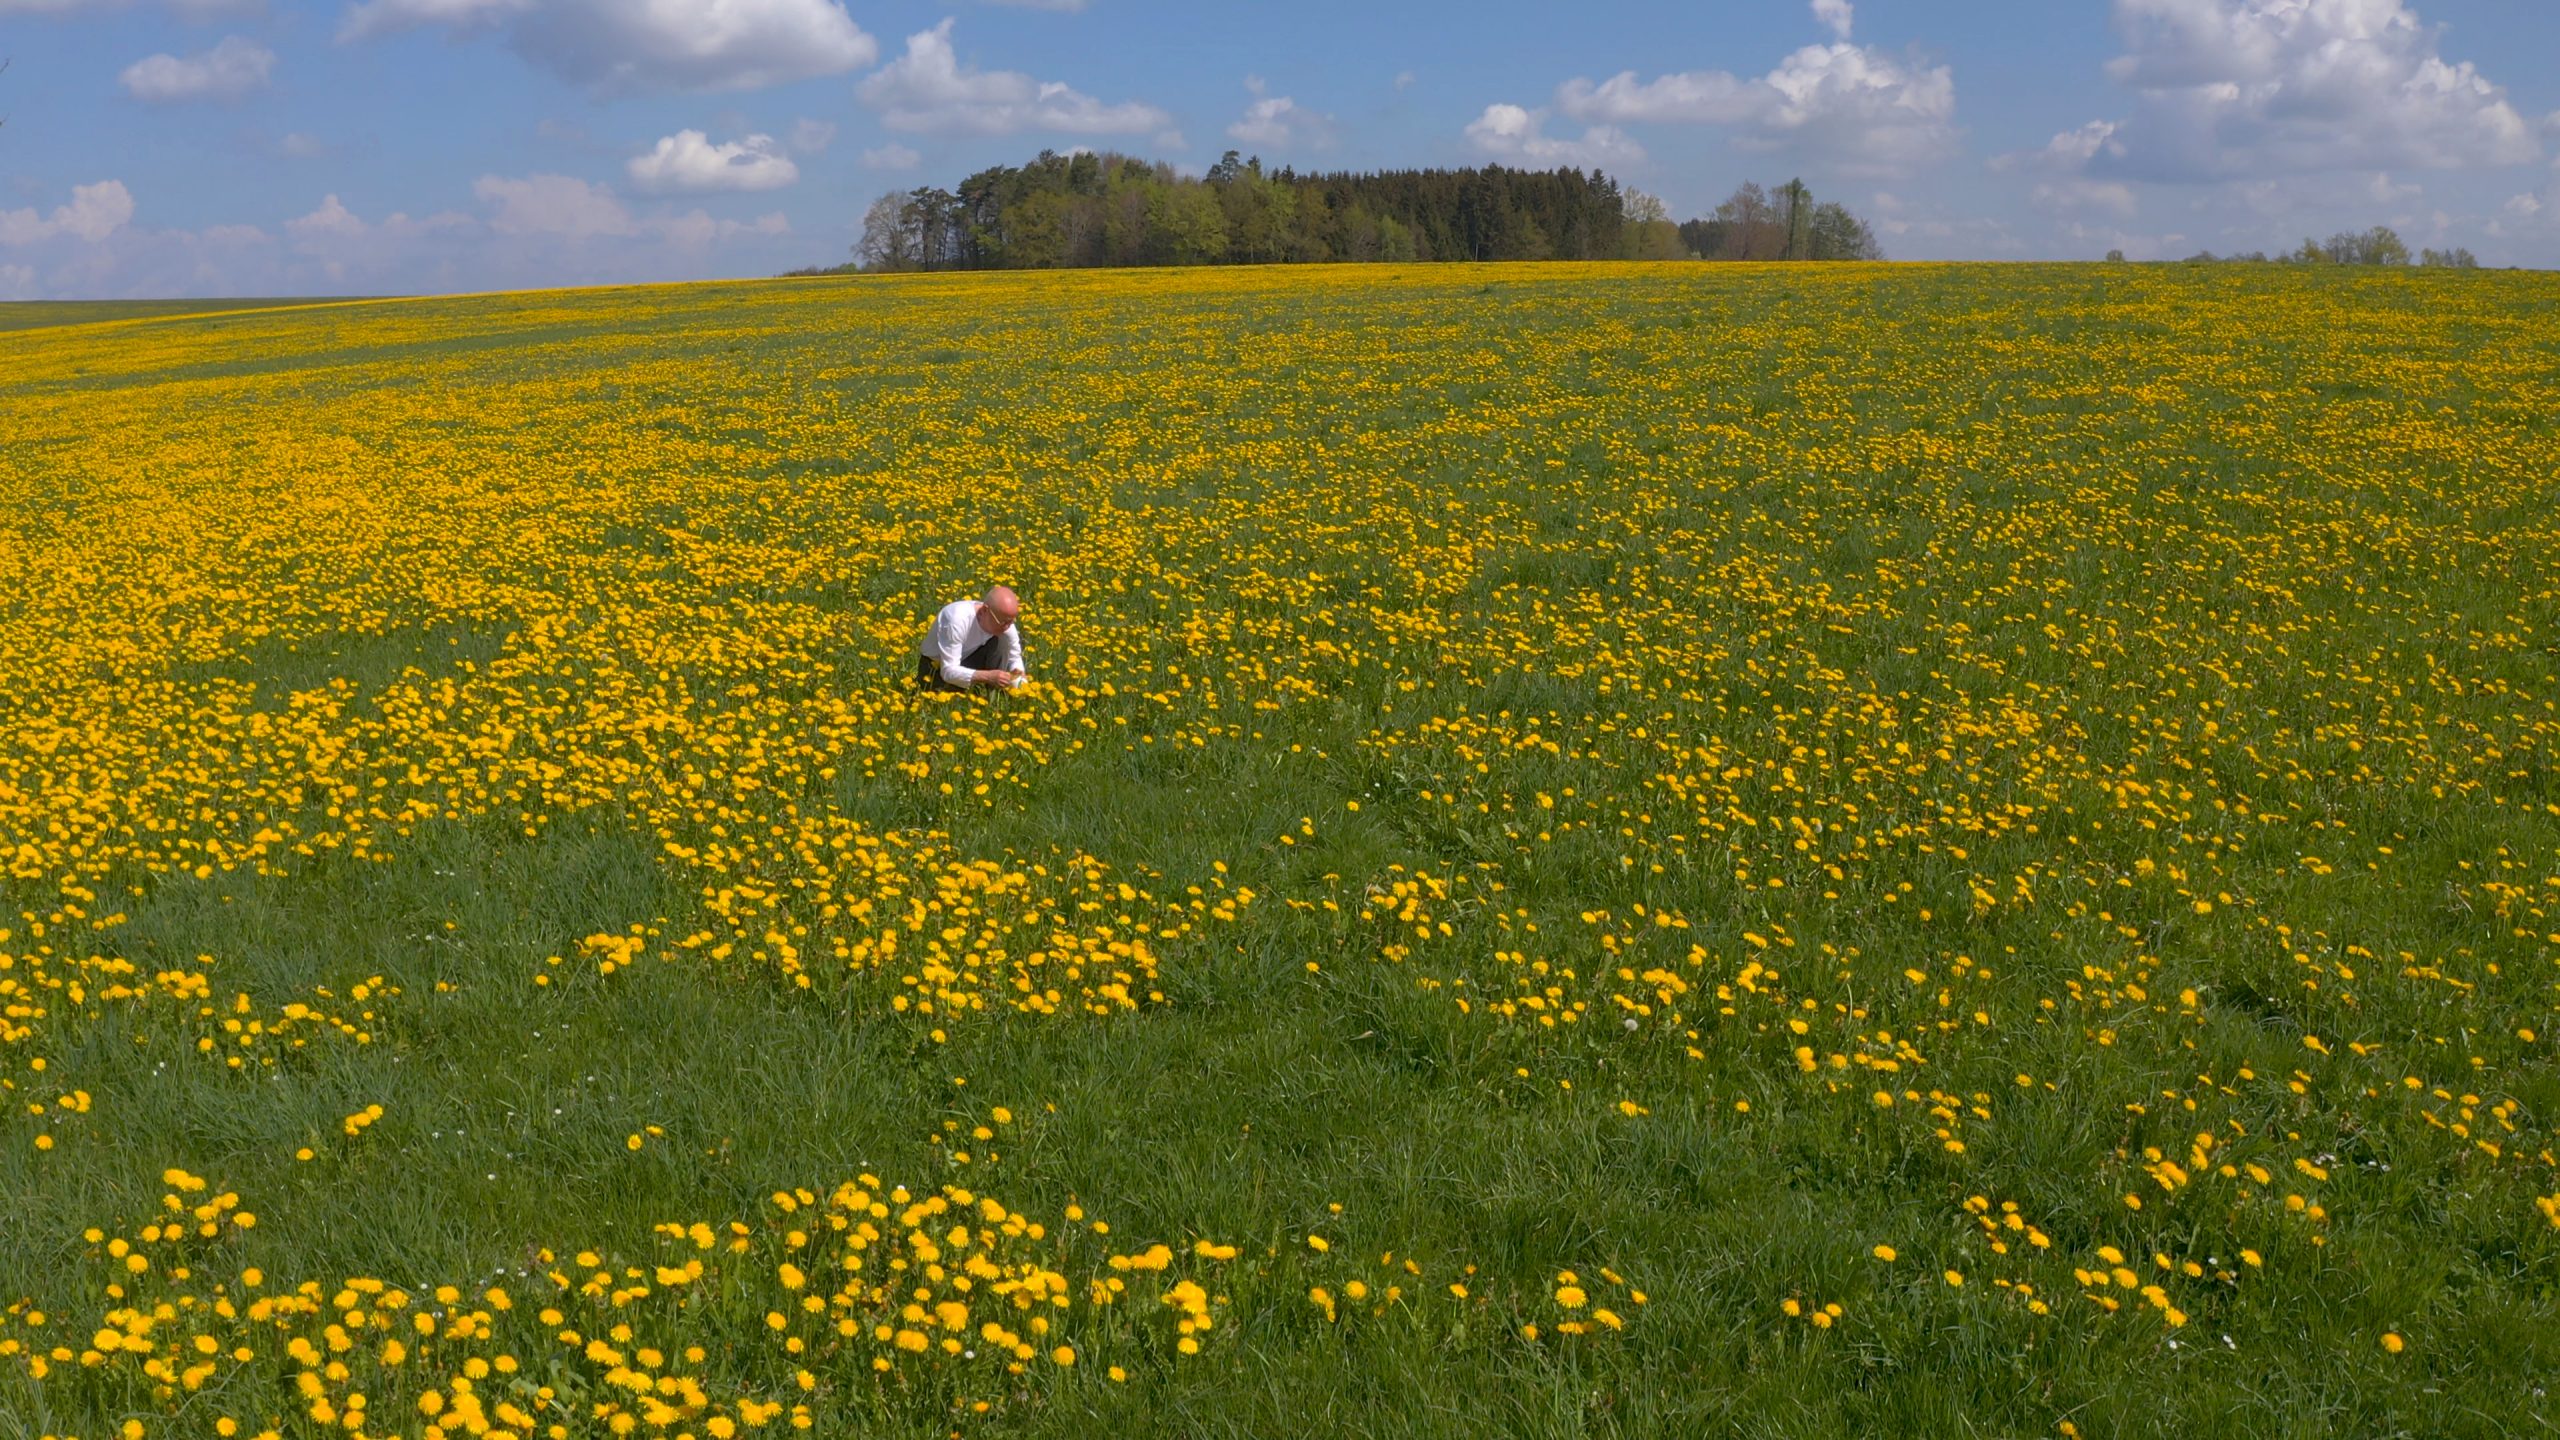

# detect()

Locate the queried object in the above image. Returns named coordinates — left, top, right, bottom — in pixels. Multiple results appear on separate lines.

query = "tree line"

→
left=2108, top=226, right=2480, bottom=268
left=805, top=150, right=1884, bottom=274
left=1670, top=179, right=1881, bottom=261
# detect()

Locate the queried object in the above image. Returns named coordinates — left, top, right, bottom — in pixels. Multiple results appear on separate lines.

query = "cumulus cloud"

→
left=339, top=0, right=876, bottom=93
left=337, top=0, right=522, bottom=38
left=1811, top=0, right=1853, bottom=41
left=473, top=172, right=637, bottom=240
left=120, top=35, right=276, bottom=102
left=627, top=130, right=799, bottom=193
left=654, top=208, right=789, bottom=252
left=286, top=194, right=369, bottom=243
left=1999, top=119, right=2122, bottom=173
left=2498, top=158, right=2560, bottom=230
left=518, top=0, right=873, bottom=92
left=2029, top=0, right=2538, bottom=183
left=860, top=142, right=922, bottom=170
left=471, top=172, right=789, bottom=251
left=1863, top=195, right=2022, bottom=255
left=1227, top=77, right=1331, bottom=150
left=1463, top=104, right=1645, bottom=169
left=1557, top=41, right=1957, bottom=175
left=277, top=186, right=788, bottom=289
left=2031, top=179, right=2139, bottom=217
left=857, top=19, right=1170, bottom=135
left=0, top=177, right=807, bottom=299
left=0, top=181, right=136, bottom=246
left=281, top=194, right=467, bottom=280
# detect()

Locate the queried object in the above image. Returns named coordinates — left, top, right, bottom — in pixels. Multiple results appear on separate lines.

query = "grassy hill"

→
left=1, top=262, right=2556, bottom=1438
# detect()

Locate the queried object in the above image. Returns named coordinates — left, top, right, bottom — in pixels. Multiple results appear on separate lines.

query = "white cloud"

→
left=789, top=118, right=837, bottom=154
left=2058, top=218, right=2188, bottom=259
left=286, top=193, right=369, bottom=242
left=337, top=0, right=523, bottom=38
left=519, top=0, right=874, bottom=92
left=0, top=177, right=810, bottom=299
left=473, top=172, right=636, bottom=240
left=628, top=130, right=799, bottom=193
left=276, top=196, right=467, bottom=284
left=119, top=35, right=275, bottom=102
left=857, top=19, right=1170, bottom=135
left=470, top=172, right=790, bottom=252
left=0, top=0, right=263, bottom=11
left=2364, top=170, right=2419, bottom=204
left=1998, top=119, right=2122, bottom=173
left=340, top=0, right=876, bottom=94
left=0, top=180, right=136, bottom=246
left=1812, top=0, right=1853, bottom=41
left=860, top=142, right=922, bottom=170
left=1463, top=104, right=1645, bottom=169
left=654, top=208, right=789, bottom=252
left=1867, top=202, right=2022, bottom=255
left=2047, top=0, right=2539, bottom=182
left=1558, top=41, right=1957, bottom=175
left=1227, top=77, right=1331, bottom=150
left=2031, top=179, right=2139, bottom=217
left=2497, top=157, right=2560, bottom=229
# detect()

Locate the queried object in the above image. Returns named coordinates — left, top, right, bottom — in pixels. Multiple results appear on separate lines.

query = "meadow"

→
left=0, top=260, right=2556, bottom=1439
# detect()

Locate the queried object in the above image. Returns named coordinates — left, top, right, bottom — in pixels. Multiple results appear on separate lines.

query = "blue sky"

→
left=2, top=0, right=2556, bottom=297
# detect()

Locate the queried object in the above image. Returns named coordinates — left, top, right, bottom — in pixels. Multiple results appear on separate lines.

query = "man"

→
left=916, top=584, right=1029, bottom=691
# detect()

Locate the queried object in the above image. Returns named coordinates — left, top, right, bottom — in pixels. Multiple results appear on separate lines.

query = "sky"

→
left=2, top=0, right=2557, bottom=298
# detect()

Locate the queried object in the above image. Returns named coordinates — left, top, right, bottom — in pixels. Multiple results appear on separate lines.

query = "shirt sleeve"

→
left=934, top=612, right=976, bottom=687
left=1003, top=625, right=1026, bottom=677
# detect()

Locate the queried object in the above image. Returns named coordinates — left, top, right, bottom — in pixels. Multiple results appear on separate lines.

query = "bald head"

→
left=979, top=585, right=1019, bottom=635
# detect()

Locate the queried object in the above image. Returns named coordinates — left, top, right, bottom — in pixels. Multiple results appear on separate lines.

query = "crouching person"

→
left=916, top=584, right=1028, bottom=691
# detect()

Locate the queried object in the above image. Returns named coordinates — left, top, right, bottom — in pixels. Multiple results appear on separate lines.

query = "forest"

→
left=811, top=150, right=1884, bottom=273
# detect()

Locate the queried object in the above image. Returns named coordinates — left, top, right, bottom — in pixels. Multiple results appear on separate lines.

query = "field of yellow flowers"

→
left=1, top=260, right=2557, bottom=1438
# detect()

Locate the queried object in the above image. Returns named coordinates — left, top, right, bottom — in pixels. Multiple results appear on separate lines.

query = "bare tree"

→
left=1711, top=182, right=1782, bottom=260
left=855, top=191, right=916, bottom=272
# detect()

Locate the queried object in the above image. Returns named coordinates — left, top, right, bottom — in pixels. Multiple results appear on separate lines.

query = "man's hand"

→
left=973, top=668, right=1024, bottom=688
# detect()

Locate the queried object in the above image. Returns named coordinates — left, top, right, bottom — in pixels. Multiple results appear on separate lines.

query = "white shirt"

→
left=919, top=599, right=1026, bottom=687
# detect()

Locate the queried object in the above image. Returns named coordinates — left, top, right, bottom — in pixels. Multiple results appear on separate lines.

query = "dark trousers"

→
left=917, top=635, right=1009, bottom=690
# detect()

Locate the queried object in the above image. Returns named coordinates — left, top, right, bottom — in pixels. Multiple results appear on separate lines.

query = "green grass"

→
left=0, top=298, right=373, bottom=334
left=1, top=262, right=2558, bottom=1438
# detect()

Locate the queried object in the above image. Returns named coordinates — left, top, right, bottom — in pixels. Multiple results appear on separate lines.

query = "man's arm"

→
left=1001, top=625, right=1026, bottom=679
